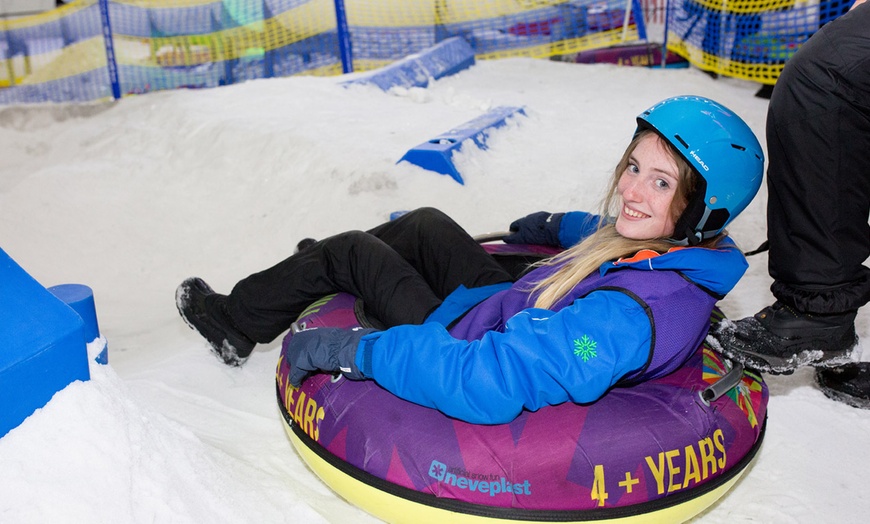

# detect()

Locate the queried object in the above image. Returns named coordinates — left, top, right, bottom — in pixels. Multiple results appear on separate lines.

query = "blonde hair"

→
left=530, top=130, right=722, bottom=310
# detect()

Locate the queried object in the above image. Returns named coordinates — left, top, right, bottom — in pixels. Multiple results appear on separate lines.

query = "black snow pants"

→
left=765, top=2, right=870, bottom=315
left=225, top=207, right=514, bottom=343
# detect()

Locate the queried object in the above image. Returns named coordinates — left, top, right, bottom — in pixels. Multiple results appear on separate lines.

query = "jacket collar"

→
left=599, top=236, right=747, bottom=296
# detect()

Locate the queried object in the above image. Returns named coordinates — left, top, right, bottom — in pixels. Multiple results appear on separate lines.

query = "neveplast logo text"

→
left=428, top=460, right=531, bottom=497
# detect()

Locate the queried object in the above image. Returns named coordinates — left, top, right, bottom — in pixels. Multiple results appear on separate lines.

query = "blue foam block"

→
left=0, top=247, right=90, bottom=438
left=48, top=284, right=108, bottom=365
left=398, top=106, right=526, bottom=184
left=343, top=37, right=475, bottom=91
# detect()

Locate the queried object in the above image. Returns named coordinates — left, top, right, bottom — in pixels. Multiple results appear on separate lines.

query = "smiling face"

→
left=614, top=133, right=681, bottom=240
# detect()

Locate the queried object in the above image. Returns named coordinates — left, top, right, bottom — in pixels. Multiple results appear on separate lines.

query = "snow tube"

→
left=275, top=256, right=767, bottom=523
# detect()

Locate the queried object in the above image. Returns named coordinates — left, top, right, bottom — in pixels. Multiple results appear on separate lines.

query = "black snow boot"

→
left=176, top=277, right=255, bottom=366
left=708, top=301, right=859, bottom=374
left=816, top=363, right=870, bottom=410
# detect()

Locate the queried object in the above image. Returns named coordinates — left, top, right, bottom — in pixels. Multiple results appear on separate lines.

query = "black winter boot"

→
left=816, top=363, right=870, bottom=410
left=708, top=301, right=859, bottom=374
left=176, top=277, right=255, bottom=366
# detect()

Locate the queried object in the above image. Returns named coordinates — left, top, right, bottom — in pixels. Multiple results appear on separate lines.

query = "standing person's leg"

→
left=712, top=5, right=870, bottom=373
left=766, top=5, right=870, bottom=316
left=810, top=2, right=870, bottom=408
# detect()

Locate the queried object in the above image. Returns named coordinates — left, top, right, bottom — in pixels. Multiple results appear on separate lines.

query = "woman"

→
left=177, top=95, right=764, bottom=424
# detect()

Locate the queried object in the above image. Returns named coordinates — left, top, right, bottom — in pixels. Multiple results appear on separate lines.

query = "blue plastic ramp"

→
left=0, top=247, right=90, bottom=438
left=398, top=106, right=526, bottom=184
left=343, top=37, right=475, bottom=91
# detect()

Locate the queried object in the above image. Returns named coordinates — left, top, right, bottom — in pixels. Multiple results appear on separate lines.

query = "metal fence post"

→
left=98, top=0, right=121, bottom=100
left=333, top=0, right=353, bottom=73
left=661, top=0, right=671, bottom=68
left=632, top=0, right=647, bottom=41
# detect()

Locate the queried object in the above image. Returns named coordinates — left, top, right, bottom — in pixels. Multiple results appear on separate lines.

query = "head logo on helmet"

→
left=688, top=150, right=709, bottom=172
left=636, top=96, right=765, bottom=245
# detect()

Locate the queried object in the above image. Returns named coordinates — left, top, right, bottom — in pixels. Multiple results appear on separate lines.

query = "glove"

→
left=503, top=211, right=564, bottom=246
left=285, top=326, right=377, bottom=387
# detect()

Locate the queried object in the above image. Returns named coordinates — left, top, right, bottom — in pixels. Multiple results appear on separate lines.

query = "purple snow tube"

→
left=276, top=292, right=768, bottom=523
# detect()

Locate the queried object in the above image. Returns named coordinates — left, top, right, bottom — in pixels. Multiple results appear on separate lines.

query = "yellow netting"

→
left=666, top=0, right=852, bottom=85
left=0, top=0, right=853, bottom=102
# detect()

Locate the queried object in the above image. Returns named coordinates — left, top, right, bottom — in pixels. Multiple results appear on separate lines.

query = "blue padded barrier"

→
left=0, top=247, right=90, bottom=438
left=48, top=284, right=108, bottom=365
left=398, top=106, right=526, bottom=184
left=342, top=36, right=475, bottom=91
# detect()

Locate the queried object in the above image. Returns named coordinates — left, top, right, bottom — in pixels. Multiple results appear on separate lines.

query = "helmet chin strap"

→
left=667, top=229, right=700, bottom=247
left=668, top=186, right=708, bottom=246
left=669, top=206, right=721, bottom=246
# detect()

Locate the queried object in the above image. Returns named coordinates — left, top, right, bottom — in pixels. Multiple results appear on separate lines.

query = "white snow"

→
left=1, top=58, right=868, bottom=522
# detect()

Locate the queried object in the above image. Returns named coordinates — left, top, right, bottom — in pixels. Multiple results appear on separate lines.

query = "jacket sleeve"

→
left=558, top=211, right=603, bottom=247
left=356, top=289, right=652, bottom=424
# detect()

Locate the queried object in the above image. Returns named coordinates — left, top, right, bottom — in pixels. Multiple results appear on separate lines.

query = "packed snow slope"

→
left=1, top=58, right=868, bottom=522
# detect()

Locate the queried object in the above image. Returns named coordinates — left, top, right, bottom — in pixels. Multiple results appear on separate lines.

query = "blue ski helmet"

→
left=636, top=96, right=764, bottom=245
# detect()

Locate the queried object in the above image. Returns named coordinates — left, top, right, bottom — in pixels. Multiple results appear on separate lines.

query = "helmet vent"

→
left=731, top=144, right=746, bottom=151
left=674, top=135, right=689, bottom=148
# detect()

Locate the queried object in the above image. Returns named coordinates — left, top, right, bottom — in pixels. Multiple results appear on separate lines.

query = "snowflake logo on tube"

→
left=428, top=460, right=447, bottom=481
left=573, top=335, right=598, bottom=361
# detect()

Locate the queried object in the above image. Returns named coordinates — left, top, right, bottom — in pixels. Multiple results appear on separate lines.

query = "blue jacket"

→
left=356, top=212, right=748, bottom=424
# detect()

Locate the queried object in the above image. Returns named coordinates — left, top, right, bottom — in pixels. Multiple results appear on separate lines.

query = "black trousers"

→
left=226, top=208, right=513, bottom=343
left=766, top=3, right=870, bottom=314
